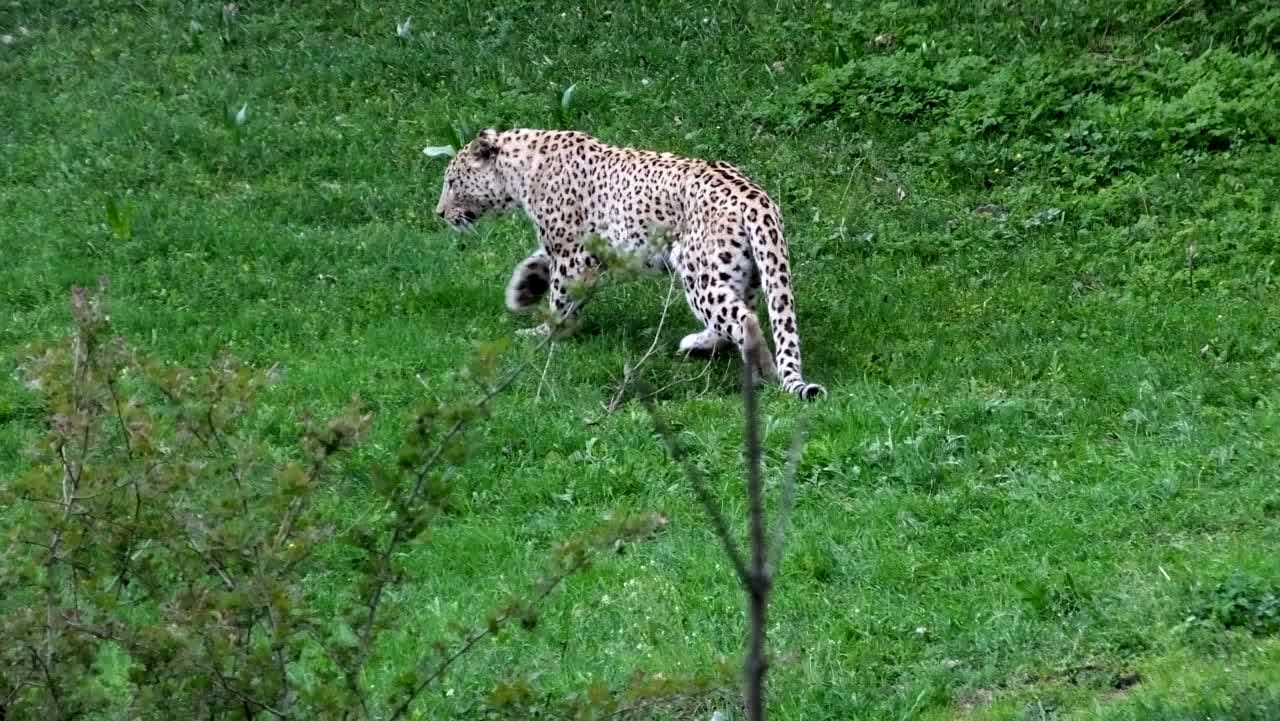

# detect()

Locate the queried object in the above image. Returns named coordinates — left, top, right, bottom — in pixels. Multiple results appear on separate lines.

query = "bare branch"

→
left=150, top=378, right=234, bottom=463
left=740, top=343, right=770, bottom=721
left=388, top=599, right=552, bottom=721
left=272, top=495, right=306, bottom=550
left=535, top=341, right=557, bottom=403
left=1141, top=0, right=1195, bottom=45
left=642, top=354, right=715, bottom=402
left=104, top=374, right=134, bottom=461
left=312, top=634, right=372, bottom=721
left=207, top=401, right=251, bottom=518
left=387, top=547, right=571, bottom=721
left=206, top=659, right=287, bottom=719
left=62, top=620, right=126, bottom=645
left=357, top=334, right=555, bottom=656
left=1, top=665, right=32, bottom=710
left=263, top=605, right=297, bottom=717
left=606, top=274, right=679, bottom=413
left=182, top=536, right=235, bottom=591
left=640, top=397, right=750, bottom=587
left=25, top=644, right=61, bottom=714
left=768, top=416, right=809, bottom=579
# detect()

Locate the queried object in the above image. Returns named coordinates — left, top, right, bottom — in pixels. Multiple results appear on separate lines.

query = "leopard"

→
left=433, top=127, right=826, bottom=401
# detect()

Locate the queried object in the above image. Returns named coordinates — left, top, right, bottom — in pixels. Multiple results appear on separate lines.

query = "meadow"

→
left=2, top=1, right=1279, bottom=719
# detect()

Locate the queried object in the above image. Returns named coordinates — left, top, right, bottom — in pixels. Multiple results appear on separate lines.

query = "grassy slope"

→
left=2, top=1, right=1279, bottom=718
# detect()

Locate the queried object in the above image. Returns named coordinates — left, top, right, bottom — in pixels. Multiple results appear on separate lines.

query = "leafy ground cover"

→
left=2, top=1, right=1278, bottom=718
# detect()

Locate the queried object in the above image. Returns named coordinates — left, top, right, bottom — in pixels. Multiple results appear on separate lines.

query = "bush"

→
left=1, top=279, right=800, bottom=720
left=0, top=281, right=680, bottom=720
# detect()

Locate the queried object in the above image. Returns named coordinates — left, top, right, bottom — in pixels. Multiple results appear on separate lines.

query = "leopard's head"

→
left=434, top=129, right=518, bottom=232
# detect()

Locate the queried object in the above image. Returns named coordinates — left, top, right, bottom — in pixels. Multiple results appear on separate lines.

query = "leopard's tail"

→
left=746, top=206, right=826, bottom=401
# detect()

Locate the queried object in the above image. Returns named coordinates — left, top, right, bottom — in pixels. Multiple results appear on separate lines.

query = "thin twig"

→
left=26, top=645, right=61, bottom=714
left=62, top=620, right=127, bottom=645
left=207, top=659, right=287, bottom=719
left=768, top=416, right=809, bottom=579
left=606, top=275, right=679, bottom=413
left=272, top=496, right=306, bottom=549
left=535, top=341, right=557, bottom=403
left=264, top=604, right=296, bottom=717
left=183, top=536, right=235, bottom=591
left=207, top=401, right=251, bottom=518
left=386, top=558, right=573, bottom=721
left=357, top=334, right=555, bottom=654
left=105, top=373, right=147, bottom=595
left=2, top=666, right=31, bottom=710
left=115, top=474, right=143, bottom=599
left=1141, top=0, right=1195, bottom=45
left=46, top=386, right=92, bottom=698
left=314, top=631, right=372, bottom=721
left=155, top=365, right=253, bottom=519
left=641, top=398, right=750, bottom=586
left=647, top=355, right=716, bottom=400
left=386, top=509, right=663, bottom=720
left=153, top=382, right=218, bottom=451
left=105, top=375, right=134, bottom=461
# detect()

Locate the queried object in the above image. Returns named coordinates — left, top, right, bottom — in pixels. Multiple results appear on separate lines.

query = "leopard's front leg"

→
left=516, top=229, right=599, bottom=338
left=505, top=249, right=551, bottom=314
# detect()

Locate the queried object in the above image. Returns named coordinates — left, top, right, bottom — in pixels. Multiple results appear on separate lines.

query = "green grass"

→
left=3, top=0, right=1279, bottom=718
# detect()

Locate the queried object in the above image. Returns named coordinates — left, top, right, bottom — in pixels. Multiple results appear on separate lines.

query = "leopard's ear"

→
left=473, top=128, right=500, bottom=161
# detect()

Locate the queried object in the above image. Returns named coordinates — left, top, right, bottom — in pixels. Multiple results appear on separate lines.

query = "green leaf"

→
left=105, top=195, right=134, bottom=240
left=422, top=144, right=456, bottom=158
left=560, top=82, right=578, bottom=117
